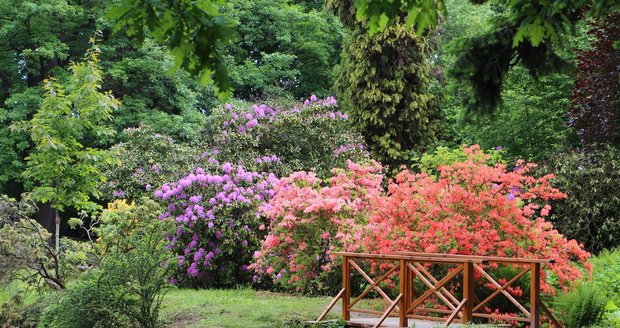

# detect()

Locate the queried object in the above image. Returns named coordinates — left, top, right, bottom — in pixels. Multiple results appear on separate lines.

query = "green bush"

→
left=414, top=144, right=504, bottom=176
left=542, top=146, right=620, bottom=253
left=554, top=282, right=608, bottom=328
left=101, top=125, right=202, bottom=201
left=0, top=294, right=49, bottom=328
left=43, top=198, right=175, bottom=328
left=203, top=99, right=369, bottom=179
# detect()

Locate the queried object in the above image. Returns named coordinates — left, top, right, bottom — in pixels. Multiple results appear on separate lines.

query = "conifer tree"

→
left=328, top=1, right=443, bottom=169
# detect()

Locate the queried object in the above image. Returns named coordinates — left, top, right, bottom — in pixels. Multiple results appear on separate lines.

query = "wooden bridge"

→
left=315, top=252, right=562, bottom=327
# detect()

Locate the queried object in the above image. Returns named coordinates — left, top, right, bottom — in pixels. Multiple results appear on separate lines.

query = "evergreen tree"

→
left=329, top=0, right=443, bottom=169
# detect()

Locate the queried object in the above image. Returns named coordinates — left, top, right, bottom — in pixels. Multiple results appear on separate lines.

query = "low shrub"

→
left=43, top=198, right=174, bottom=328
left=554, top=282, right=607, bottom=328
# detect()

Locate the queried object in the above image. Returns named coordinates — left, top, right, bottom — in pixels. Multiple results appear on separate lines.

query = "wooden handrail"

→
left=393, top=251, right=555, bottom=264
left=331, top=251, right=488, bottom=264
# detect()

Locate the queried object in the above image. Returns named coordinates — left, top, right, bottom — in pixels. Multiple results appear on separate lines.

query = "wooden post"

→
left=399, top=259, right=408, bottom=327
left=462, top=262, right=474, bottom=324
left=342, top=256, right=350, bottom=321
left=530, top=263, right=540, bottom=328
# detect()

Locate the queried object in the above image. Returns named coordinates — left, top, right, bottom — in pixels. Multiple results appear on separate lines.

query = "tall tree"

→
left=568, top=13, right=620, bottom=146
left=18, top=38, right=119, bottom=253
left=328, top=0, right=443, bottom=169
left=224, top=0, right=343, bottom=100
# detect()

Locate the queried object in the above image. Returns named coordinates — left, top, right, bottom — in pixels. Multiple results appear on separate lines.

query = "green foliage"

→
left=0, top=294, right=50, bottom=328
left=108, top=0, right=235, bottom=98
left=590, top=249, right=620, bottom=305
left=331, top=8, right=443, bottom=169
left=415, top=145, right=504, bottom=175
left=19, top=40, right=119, bottom=214
left=0, top=195, right=90, bottom=290
left=554, top=282, right=608, bottom=328
left=449, top=67, right=579, bottom=162
left=42, top=198, right=175, bottom=328
left=350, top=0, right=619, bottom=47
left=542, top=146, right=620, bottom=254
left=224, top=0, right=344, bottom=99
left=0, top=0, right=102, bottom=101
left=101, top=39, right=213, bottom=141
left=101, top=125, right=201, bottom=201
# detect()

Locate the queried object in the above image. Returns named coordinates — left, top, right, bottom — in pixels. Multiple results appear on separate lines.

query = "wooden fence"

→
left=316, top=252, right=562, bottom=328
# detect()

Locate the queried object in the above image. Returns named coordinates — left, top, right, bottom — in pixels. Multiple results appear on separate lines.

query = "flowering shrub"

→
left=253, top=145, right=591, bottom=303
left=155, top=161, right=279, bottom=287
left=251, top=161, right=383, bottom=293
left=203, top=96, right=369, bottom=178
left=362, top=146, right=591, bottom=294
left=102, top=125, right=201, bottom=201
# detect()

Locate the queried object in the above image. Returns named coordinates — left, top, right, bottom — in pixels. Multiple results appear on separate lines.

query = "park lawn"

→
left=160, top=288, right=342, bottom=328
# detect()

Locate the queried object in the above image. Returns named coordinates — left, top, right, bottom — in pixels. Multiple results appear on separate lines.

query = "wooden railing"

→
left=316, top=252, right=562, bottom=328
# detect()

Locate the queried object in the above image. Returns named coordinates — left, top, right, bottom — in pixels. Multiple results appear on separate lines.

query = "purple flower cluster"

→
left=303, top=95, right=337, bottom=107
left=333, top=143, right=369, bottom=157
left=220, top=96, right=343, bottom=136
left=155, top=162, right=279, bottom=278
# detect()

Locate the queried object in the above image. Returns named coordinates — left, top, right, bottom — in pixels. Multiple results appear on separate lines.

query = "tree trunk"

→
left=55, top=210, right=60, bottom=254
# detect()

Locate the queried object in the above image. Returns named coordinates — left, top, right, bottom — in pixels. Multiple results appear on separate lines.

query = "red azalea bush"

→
left=361, top=145, right=591, bottom=295
left=253, top=145, right=591, bottom=299
left=250, top=160, right=383, bottom=293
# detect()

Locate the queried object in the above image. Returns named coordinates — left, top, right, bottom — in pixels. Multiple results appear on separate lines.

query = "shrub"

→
left=250, top=161, right=383, bottom=294
left=542, top=146, right=620, bottom=253
left=362, top=145, right=590, bottom=294
left=43, top=198, right=174, bottom=328
left=554, top=282, right=607, bottom=328
left=0, top=294, right=50, bottom=328
left=101, top=125, right=202, bottom=201
left=0, top=195, right=89, bottom=290
left=253, top=146, right=591, bottom=300
left=415, top=145, right=504, bottom=175
left=203, top=96, right=369, bottom=179
left=155, top=162, right=279, bottom=287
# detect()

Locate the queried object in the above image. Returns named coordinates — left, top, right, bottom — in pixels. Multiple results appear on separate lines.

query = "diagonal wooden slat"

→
left=474, top=264, right=530, bottom=317
left=349, top=264, right=399, bottom=308
left=373, top=294, right=403, bottom=328
left=407, top=264, right=463, bottom=313
left=413, top=263, right=461, bottom=307
left=444, top=299, right=467, bottom=326
left=408, top=263, right=460, bottom=312
left=348, top=259, right=399, bottom=311
left=472, top=265, right=530, bottom=313
left=541, top=302, right=562, bottom=328
left=317, top=288, right=345, bottom=321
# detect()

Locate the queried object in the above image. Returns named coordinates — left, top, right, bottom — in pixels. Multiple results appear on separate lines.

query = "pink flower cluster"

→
left=250, top=160, right=383, bottom=292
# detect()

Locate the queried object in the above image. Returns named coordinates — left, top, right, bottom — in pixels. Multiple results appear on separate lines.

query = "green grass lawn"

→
left=160, top=288, right=342, bottom=328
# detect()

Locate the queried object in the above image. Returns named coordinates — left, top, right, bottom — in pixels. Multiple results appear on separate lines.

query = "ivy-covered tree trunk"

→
left=329, top=1, right=443, bottom=169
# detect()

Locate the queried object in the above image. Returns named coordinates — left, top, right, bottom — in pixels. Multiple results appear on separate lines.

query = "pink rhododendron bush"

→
left=253, top=146, right=591, bottom=297
left=250, top=160, right=383, bottom=293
